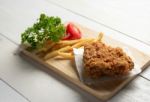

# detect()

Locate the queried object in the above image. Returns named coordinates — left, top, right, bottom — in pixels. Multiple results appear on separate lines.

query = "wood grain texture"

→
left=0, top=31, right=150, bottom=102
left=0, top=35, right=89, bottom=102
left=110, top=76, right=150, bottom=102
left=46, top=0, right=150, bottom=81
left=0, top=80, right=29, bottom=102
left=20, top=23, right=150, bottom=101
left=1, top=0, right=150, bottom=81
left=47, top=0, right=150, bottom=45
left=141, top=67, right=150, bottom=80
left=0, top=0, right=150, bottom=102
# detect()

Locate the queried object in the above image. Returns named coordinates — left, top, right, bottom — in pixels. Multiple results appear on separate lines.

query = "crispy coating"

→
left=83, top=42, right=134, bottom=78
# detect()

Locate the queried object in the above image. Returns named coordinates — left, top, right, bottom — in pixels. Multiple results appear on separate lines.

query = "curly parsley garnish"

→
left=21, top=14, right=65, bottom=49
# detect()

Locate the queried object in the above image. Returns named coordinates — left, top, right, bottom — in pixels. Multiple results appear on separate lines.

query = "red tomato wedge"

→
left=63, top=23, right=82, bottom=40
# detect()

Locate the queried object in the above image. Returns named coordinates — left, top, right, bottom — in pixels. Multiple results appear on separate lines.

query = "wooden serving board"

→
left=19, top=23, right=150, bottom=101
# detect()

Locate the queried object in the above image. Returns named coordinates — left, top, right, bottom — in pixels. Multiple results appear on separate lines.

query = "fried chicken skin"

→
left=83, top=42, right=134, bottom=78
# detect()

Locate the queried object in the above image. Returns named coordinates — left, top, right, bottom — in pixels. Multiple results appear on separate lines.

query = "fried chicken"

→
left=83, top=42, right=134, bottom=78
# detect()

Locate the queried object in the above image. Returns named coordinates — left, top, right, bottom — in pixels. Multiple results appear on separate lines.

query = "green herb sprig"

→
left=21, top=14, right=65, bottom=49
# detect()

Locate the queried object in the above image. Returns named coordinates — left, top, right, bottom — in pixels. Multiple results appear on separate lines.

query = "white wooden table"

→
left=0, top=0, right=150, bottom=102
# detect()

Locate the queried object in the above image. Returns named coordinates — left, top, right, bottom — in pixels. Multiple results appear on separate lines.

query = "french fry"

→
left=58, top=52, right=74, bottom=59
left=58, top=39, right=82, bottom=45
left=51, top=40, right=81, bottom=51
left=44, top=46, right=72, bottom=60
left=43, top=33, right=104, bottom=60
left=33, top=42, right=56, bottom=54
left=71, top=38, right=95, bottom=48
left=95, top=32, right=103, bottom=42
left=44, top=51, right=59, bottom=60
left=51, top=43, right=62, bottom=52
left=98, top=32, right=103, bottom=42
left=45, top=42, right=56, bottom=51
left=58, top=46, right=72, bottom=52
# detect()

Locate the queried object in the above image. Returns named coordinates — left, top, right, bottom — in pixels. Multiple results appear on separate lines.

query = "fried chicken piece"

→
left=83, top=42, right=134, bottom=78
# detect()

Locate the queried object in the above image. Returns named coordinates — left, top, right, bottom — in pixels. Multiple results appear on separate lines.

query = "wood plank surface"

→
left=110, top=76, right=150, bottom=102
left=0, top=80, right=29, bottom=102
left=1, top=33, right=150, bottom=102
left=141, top=68, right=150, bottom=80
left=47, top=0, right=150, bottom=81
left=20, top=23, right=150, bottom=101
left=0, top=0, right=149, bottom=80
left=0, top=0, right=150, bottom=102
left=47, top=0, right=150, bottom=45
left=0, top=31, right=150, bottom=102
left=0, top=35, right=90, bottom=102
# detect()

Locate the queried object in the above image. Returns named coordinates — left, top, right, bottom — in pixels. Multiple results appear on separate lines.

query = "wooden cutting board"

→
left=19, top=23, right=150, bottom=101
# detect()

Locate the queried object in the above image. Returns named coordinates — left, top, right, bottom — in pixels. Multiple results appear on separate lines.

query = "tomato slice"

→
left=63, top=23, right=81, bottom=40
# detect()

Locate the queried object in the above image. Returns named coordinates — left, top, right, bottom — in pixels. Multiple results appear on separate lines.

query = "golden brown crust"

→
left=83, top=42, right=134, bottom=78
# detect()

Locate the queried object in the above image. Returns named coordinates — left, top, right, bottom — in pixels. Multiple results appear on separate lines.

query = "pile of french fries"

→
left=37, top=32, right=103, bottom=60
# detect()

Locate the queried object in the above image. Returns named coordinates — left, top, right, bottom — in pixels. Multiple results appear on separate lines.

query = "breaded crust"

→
left=83, top=42, right=134, bottom=78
